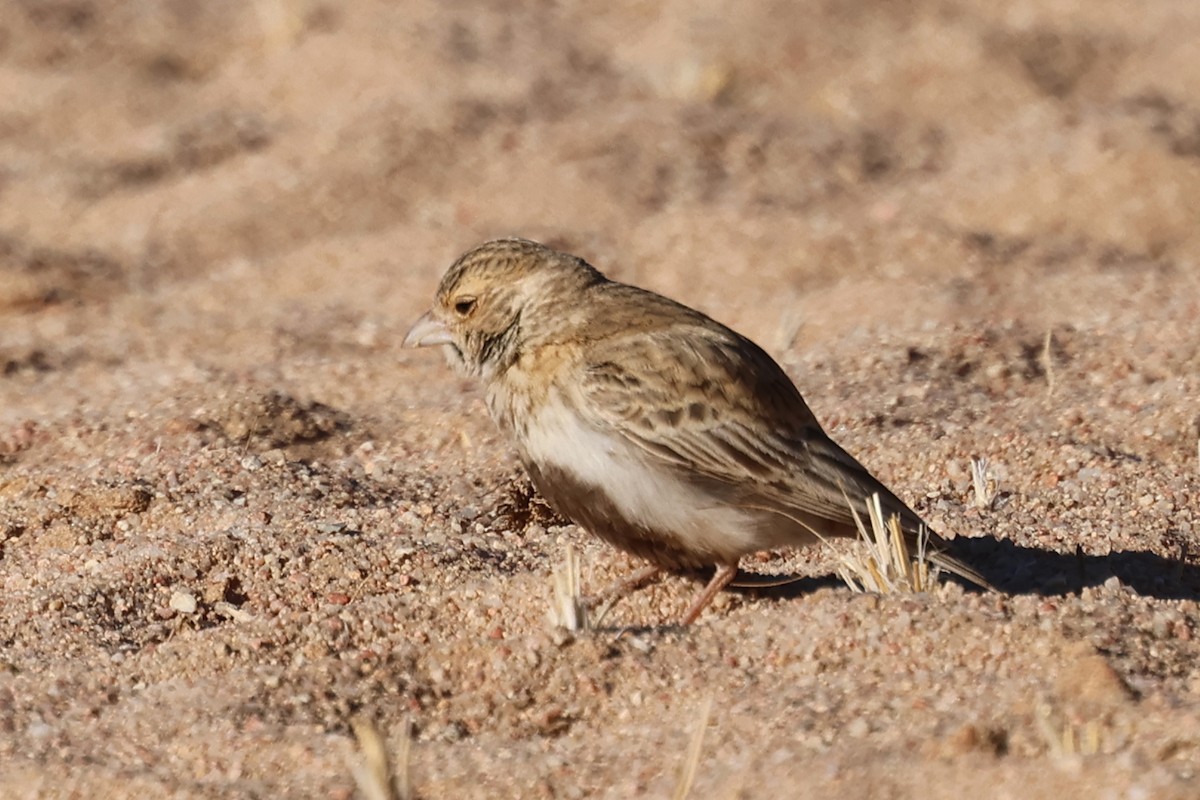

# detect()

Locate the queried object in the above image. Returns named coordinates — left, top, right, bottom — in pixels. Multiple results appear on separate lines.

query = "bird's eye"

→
left=453, top=296, right=477, bottom=317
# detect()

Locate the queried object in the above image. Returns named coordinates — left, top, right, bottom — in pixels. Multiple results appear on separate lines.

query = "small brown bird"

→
left=406, top=238, right=983, bottom=624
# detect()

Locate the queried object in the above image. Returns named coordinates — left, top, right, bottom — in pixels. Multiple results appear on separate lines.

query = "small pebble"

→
left=169, top=591, right=198, bottom=614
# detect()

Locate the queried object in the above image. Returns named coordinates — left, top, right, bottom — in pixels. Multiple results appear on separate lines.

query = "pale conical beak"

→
left=404, top=311, right=454, bottom=348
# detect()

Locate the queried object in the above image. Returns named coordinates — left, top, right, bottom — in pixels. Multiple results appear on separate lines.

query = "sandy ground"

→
left=2, top=1, right=1200, bottom=797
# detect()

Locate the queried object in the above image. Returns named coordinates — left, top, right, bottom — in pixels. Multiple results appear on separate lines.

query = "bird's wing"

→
left=573, top=325, right=923, bottom=533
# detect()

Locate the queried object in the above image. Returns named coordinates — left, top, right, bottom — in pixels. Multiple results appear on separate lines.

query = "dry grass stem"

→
left=835, top=493, right=937, bottom=594
left=1042, top=328, right=1056, bottom=394
left=1035, top=704, right=1103, bottom=759
left=348, top=717, right=412, bottom=800
left=671, top=694, right=714, bottom=800
left=970, top=457, right=996, bottom=510
left=547, top=544, right=589, bottom=633
left=774, top=302, right=805, bottom=354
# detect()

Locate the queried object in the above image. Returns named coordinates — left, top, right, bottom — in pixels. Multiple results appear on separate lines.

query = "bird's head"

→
left=405, top=238, right=604, bottom=380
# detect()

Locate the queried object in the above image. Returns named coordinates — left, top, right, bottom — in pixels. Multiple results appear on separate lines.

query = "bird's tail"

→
left=925, top=538, right=995, bottom=593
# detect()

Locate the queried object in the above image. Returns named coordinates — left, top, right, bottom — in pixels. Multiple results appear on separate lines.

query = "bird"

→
left=405, top=237, right=987, bottom=624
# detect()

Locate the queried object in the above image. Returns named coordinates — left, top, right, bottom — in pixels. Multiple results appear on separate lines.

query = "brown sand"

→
left=1, top=1, right=1199, bottom=797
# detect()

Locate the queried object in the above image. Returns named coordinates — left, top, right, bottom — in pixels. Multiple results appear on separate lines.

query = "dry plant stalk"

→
left=671, top=694, right=714, bottom=800
left=835, top=493, right=938, bottom=594
left=970, top=457, right=996, bottom=510
left=547, top=544, right=589, bottom=633
left=348, top=717, right=412, bottom=800
left=1035, top=704, right=1103, bottom=759
left=774, top=302, right=804, bottom=354
left=1042, top=328, right=1056, bottom=394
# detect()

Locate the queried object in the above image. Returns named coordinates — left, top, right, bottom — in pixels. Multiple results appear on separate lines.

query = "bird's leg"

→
left=584, top=564, right=663, bottom=610
left=680, top=562, right=739, bottom=626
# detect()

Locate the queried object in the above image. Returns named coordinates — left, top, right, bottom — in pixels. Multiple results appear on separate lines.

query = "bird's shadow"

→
left=584, top=541, right=1199, bottom=637
left=725, top=538, right=1200, bottom=602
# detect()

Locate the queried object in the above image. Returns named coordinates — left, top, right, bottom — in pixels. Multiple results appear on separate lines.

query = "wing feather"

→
left=574, top=324, right=922, bottom=533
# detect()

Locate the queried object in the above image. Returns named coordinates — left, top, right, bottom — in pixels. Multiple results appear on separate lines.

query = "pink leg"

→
left=680, top=562, right=739, bottom=626
left=585, top=564, right=663, bottom=609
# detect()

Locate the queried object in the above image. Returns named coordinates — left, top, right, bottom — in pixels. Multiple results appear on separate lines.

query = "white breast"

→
left=518, top=392, right=763, bottom=561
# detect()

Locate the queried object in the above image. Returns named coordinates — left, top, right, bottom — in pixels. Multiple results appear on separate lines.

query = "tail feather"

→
left=925, top=541, right=996, bottom=593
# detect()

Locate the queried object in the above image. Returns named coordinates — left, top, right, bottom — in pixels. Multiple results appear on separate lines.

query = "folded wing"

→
left=574, top=324, right=926, bottom=537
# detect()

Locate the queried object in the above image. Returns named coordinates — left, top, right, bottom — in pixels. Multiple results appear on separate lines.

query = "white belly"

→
left=517, top=393, right=762, bottom=561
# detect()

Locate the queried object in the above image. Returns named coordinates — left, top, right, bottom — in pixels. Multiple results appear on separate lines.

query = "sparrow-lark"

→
left=406, top=238, right=984, bottom=624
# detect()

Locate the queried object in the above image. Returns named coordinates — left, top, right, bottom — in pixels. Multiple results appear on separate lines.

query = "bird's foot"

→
left=680, top=563, right=739, bottom=625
